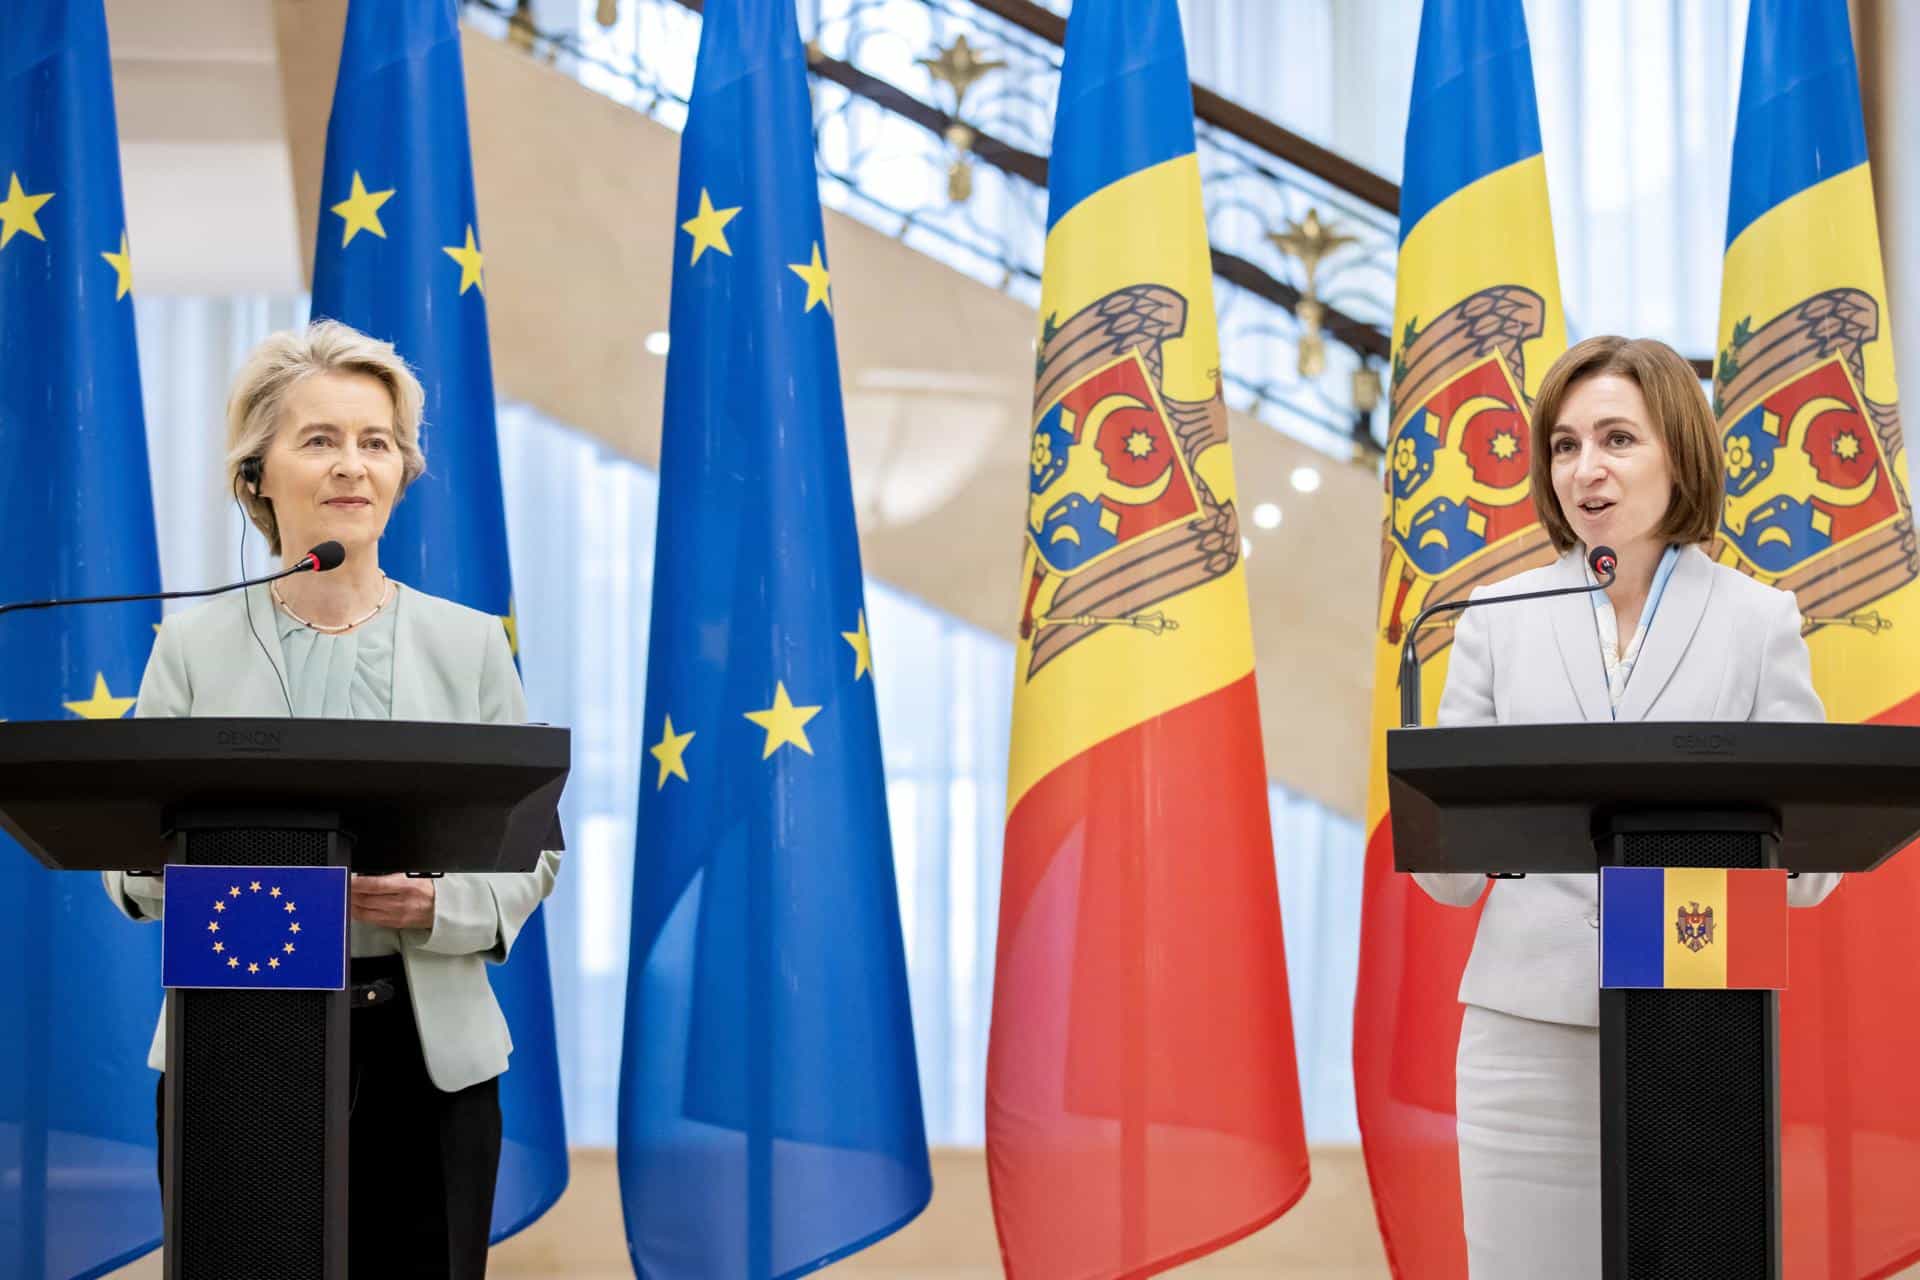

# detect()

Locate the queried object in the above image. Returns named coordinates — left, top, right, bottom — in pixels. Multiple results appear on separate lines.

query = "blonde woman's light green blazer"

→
left=101, top=582, right=562, bottom=1094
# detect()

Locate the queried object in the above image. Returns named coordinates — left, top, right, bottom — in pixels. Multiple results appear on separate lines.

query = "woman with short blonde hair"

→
left=104, top=319, right=558, bottom=1279
left=224, top=319, right=428, bottom=555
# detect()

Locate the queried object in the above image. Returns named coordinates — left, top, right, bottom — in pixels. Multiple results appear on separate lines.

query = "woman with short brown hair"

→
left=1410, top=335, right=1841, bottom=1278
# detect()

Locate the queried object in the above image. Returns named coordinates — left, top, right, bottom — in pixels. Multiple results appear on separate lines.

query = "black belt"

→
left=350, top=954, right=405, bottom=1010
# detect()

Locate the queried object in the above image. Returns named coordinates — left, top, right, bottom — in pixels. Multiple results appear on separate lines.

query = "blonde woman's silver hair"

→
left=224, top=320, right=427, bottom=555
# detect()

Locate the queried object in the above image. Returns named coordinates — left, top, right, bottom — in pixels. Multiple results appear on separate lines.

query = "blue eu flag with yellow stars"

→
left=308, top=0, right=567, bottom=1242
left=615, top=2, right=931, bottom=1275
left=0, top=2, right=166, bottom=1276
left=162, top=867, right=350, bottom=992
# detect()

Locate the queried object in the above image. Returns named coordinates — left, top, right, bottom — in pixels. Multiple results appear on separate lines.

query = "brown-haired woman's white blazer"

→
left=1415, top=543, right=1840, bottom=1024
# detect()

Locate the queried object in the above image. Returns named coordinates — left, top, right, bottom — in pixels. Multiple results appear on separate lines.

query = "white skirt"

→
left=1456, top=1004, right=1601, bottom=1280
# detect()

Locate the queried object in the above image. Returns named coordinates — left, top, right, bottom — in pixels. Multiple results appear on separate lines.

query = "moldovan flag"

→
left=1715, top=1, right=1920, bottom=1272
left=1598, top=868, right=1788, bottom=991
left=1352, top=1, right=1566, bottom=1275
left=984, top=1, right=1308, bottom=1274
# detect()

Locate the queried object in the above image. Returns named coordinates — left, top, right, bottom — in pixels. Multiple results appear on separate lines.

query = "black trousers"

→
left=158, top=955, right=503, bottom=1279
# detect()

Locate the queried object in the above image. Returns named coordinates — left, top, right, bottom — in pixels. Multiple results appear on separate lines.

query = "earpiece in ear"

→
left=240, top=456, right=262, bottom=495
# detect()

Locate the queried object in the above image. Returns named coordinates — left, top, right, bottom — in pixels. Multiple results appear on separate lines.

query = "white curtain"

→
left=1178, top=0, right=1748, bottom=356
left=1527, top=0, right=1748, bottom=352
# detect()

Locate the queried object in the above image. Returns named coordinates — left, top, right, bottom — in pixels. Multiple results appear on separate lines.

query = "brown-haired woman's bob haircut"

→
left=224, top=320, right=427, bottom=556
left=1527, top=335, right=1724, bottom=554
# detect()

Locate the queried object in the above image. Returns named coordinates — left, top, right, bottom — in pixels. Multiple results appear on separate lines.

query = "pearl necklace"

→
left=272, top=575, right=393, bottom=634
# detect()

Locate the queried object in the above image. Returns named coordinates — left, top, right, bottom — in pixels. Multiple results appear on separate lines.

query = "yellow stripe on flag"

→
left=1663, top=867, right=1728, bottom=989
left=1364, top=153, right=1566, bottom=836
left=1715, top=164, right=1919, bottom=725
left=1009, top=152, right=1257, bottom=810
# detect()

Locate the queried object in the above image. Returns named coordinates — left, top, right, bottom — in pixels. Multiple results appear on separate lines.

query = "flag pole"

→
left=19, top=873, right=50, bottom=1280
left=750, top=802, right=773, bottom=1280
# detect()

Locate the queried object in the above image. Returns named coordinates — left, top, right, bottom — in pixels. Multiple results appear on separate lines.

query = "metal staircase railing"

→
left=467, top=0, right=1405, bottom=463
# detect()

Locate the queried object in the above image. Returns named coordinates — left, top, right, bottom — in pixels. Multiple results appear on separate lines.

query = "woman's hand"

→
left=350, top=873, right=437, bottom=931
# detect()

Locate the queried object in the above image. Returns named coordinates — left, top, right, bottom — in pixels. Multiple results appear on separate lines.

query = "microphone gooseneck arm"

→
left=1397, top=548, right=1618, bottom=728
left=0, top=542, right=345, bottom=620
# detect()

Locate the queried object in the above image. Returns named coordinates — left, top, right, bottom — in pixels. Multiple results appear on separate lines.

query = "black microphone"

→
left=0, top=541, right=347, bottom=619
left=1398, top=544, right=1617, bottom=727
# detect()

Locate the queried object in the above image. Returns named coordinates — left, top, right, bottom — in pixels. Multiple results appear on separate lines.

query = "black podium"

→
left=0, top=719, right=569, bottom=1280
left=1387, top=722, right=1920, bottom=1280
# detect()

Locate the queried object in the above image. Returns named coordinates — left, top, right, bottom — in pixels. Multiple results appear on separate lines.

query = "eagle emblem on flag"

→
left=1676, top=901, right=1716, bottom=953
left=1380, top=285, right=1558, bottom=661
left=1018, top=284, right=1239, bottom=678
left=1713, top=288, right=1917, bottom=635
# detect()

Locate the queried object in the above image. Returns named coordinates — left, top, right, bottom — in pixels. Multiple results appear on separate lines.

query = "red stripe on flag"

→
left=987, top=673, right=1308, bottom=1279
left=1725, top=869, right=1788, bottom=989
left=1772, top=693, right=1920, bottom=1277
left=1351, top=815, right=1480, bottom=1280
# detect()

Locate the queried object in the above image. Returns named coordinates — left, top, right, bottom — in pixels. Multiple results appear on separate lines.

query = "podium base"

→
left=1599, top=812, right=1780, bottom=1280
left=162, top=811, right=350, bottom=1280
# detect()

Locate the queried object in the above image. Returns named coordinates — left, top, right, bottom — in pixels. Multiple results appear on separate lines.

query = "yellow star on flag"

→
left=207, top=921, right=220, bottom=933
left=649, top=715, right=695, bottom=789
left=0, top=174, right=53, bottom=249
left=290, top=922, right=301, bottom=934
left=248, top=963, right=260, bottom=974
left=229, top=886, right=241, bottom=897
left=269, top=957, right=280, bottom=969
left=214, top=901, right=226, bottom=913
left=330, top=171, right=395, bottom=247
left=501, top=602, right=519, bottom=658
left=788, top=241, right=832, bottom=313
left=101, top=230, right=133, bottom=300
left=250, top=881, right=261, bottom=892
left=284, top=943, right=296, bottom=954
left=285, top=901, right=297, bottom=913
left=212, top=941, right=224, bottom=953
left=227, top=957, right=239, bottom=969
left=64, top=673, right=136, bottom=719
left=442, top=224, right=485, bottom=294
left=744, top=682, right=822, bottom=759
left=270, top=887, right=282, bottom=898
left=681, top=188, right=741, bottom=263
left=841, top=610, right=872, bottom=681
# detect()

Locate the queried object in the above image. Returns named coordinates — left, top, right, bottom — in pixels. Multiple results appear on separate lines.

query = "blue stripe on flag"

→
left=1398, top=0, right=1545, bottom=243
left=1044, top=0, right=1196, bottom=230
left=1600, top=867, right=1666, bottom=989
left=1724, top=0, right=1868, bottom=247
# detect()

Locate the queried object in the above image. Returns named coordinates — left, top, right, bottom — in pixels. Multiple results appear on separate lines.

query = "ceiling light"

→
left=644, top=330, right=671, bottom=356
left=1290, top=466, right=1322, bottom=493
left=1252, top=502, right=1283, bottom=530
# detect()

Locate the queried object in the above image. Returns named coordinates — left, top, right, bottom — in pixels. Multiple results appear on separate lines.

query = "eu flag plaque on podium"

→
left=0, top=719, right=568, bottom=1280
left=1387, top=722, right=1920, bottom=1279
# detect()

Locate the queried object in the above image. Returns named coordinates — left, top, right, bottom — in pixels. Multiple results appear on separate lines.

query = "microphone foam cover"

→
left=308, top=541, right=347, bottom=572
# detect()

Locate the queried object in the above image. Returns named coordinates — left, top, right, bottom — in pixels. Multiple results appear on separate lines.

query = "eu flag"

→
left=0, top=2, right=166, bottom=1276
left=162, top=867, right=350, bottom=992
left=615, top=1, right=930, bottom=1274
left=308, top=0, right=566, bottom=1241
